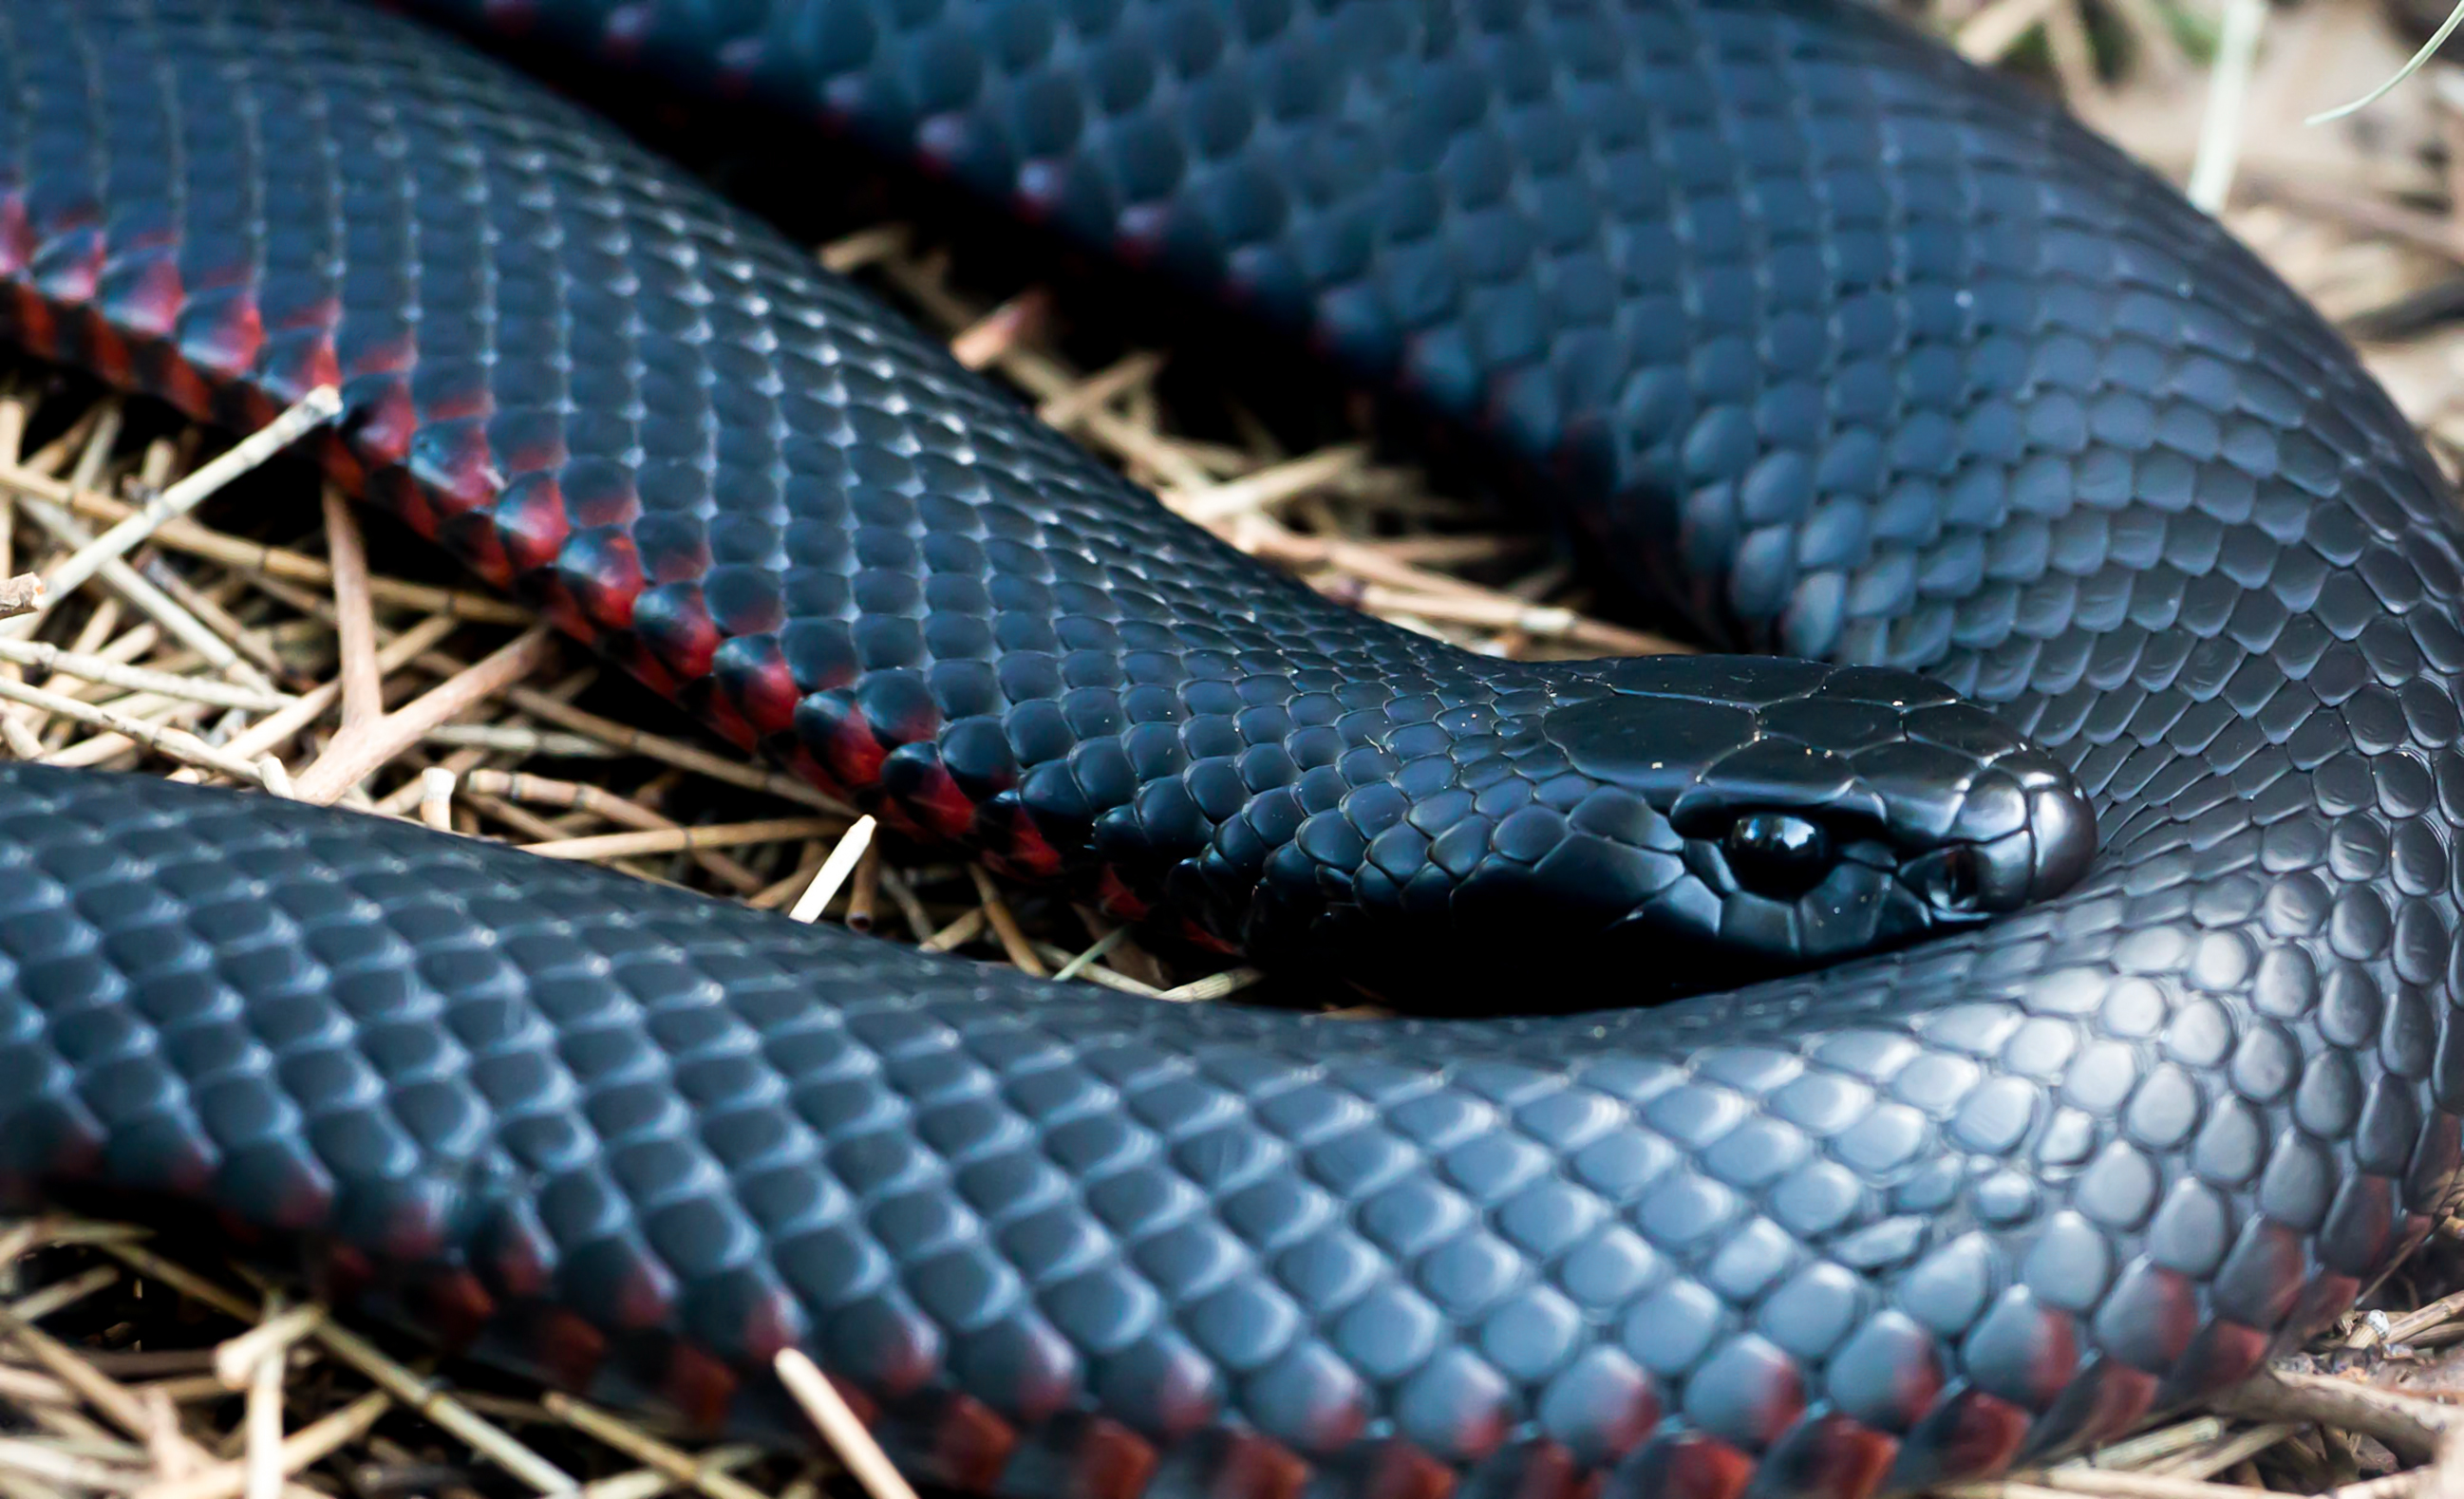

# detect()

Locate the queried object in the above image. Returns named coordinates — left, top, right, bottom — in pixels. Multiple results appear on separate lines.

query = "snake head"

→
left=1237, top=655, right=2095, bottom=1012
left=1503, top=655, right=2095, bottom=996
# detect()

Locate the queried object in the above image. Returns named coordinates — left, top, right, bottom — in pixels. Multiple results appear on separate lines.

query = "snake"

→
left=0, top=1, right=2453, bottom=1497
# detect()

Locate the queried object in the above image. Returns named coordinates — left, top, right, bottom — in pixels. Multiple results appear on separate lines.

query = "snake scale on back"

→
left=0, top=2, right=2454, bottom=1498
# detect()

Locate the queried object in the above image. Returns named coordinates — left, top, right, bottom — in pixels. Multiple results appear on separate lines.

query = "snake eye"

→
left=1723, top=812, right=1834, bottom=898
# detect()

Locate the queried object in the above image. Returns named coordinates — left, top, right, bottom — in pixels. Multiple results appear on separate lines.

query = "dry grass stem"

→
left=965, top=865, right=1046, bottom=976
left=574, top=1449, right=766, bottom=1499
left=318, top=487, right=381, bottom=734
left=139, top=1396, right=391, bottom=1499
left=4, top=389, right=338, bottom=639
left=480, top=686, right=849, bottom=812
left=519, top=816, right=843, bottom=862
left=292, top=625, right=557, bottom=803
left=789, top=816, right=877, bottom=922
left=304, top=1328, right=572, bottom=1495
left=843, top=844, right=882, bottom=930
left=9, top=491, right=271, bottom=689
left=238, top=1302, right=285, bottom=1499
left=0, top=639, right=288, bottom=711
left=947, top=290, right=1050, bottom=370
left=417, top=766, right=458, bottom=831
left=0, top=674, right=261, bottom=782
left=2188, top=0, right=2271, bottom=210
left=1048, top=925, right=1133, bottom=983
left=770, top=1354, right=916, bottom=1499
left=541, top=1400, right=770, bottom=1499
left=57, top=482, right=531, bottom=623
left=5, top=15, right=2464, bottom=1495
left=211, top=1310, right=323, bottom=1396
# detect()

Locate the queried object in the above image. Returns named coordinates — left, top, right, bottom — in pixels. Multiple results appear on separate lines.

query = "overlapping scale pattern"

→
left=0, top=0, right=2072, bottom=998
left=0, top=2, right=2455, bottom=1499
left=413, top=0, right=2452, bottom=668
left=0, top=761, right=2439, bottom=1499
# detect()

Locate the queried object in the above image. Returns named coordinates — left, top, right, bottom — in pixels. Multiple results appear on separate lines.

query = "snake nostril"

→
left=1914, top=845, right=1983, bottom=915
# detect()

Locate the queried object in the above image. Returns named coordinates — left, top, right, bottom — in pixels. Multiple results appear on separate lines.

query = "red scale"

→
left=70, top=305, right=138, bottom=389
left=0, top=193, right=31, bottom=278
left=642, top=583, right=724, bottom=682
left=604, top=1243, right=682, bottom=1333
left=986, top=804, right=1066, bottom=880
left=251, top=1154, right=338, bottom=1234
left=1780, top=1418, right=1899, bottom=1499
left=414, top=417, right=506, bottom=518
left=484, top=1210, right=558, bottom=1301
left=564, top=528, right=649, bottom=631
left=413, top=1268, right=499, bottom=1352
left=530, top=1306, right=611, bottom=1394
left=662, top=1342, right=741, bottom=1432
left=900, top=759, right=982, bottom=841
left=1212, top=1432, right=1309, bottom=1499
left=1923, top=1390, right=2031, bottom=1486
left=179, top=287, right=267, bottom=377
left=99, top=253, right=182, bottom=341
left=934, top=1393, right=1023, bottom=1492
left=2169, top=1318, right=2267, bottom=1399
left=729, top=644, right=806, bottom=739
left=1641, top=1434, right=1753, bottom=1499
left=1364, top=1443, right=1456, bottom=1499
left=496, top=475, right=575, bottom=572
left=1504, top=1443, right=1591, bottom=1499
left=1073, top=1420, right=1161, bottom=1499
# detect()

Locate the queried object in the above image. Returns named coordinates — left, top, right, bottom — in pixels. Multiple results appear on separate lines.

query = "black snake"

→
left=0, top=3, right=2453, bottom=1499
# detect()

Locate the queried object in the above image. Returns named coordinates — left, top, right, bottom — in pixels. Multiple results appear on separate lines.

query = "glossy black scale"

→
left=0, top=1, right=2454, bottom=1498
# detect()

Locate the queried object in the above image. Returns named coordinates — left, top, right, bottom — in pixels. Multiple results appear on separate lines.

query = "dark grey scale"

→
left=0, top=0, right=2458, bottom=1496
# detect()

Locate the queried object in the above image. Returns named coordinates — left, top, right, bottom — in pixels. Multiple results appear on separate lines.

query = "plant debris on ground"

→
left=9, top=2, right=2464, bottom=1496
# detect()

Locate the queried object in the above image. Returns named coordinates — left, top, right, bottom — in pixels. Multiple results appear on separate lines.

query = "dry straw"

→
left=6, top=11, right=2464, bottom=1495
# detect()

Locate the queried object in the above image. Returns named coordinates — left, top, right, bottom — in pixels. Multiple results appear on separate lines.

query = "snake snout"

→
left=2021, top=774, right=2098, bottom=899
left=1907, top=759, right=2098, bottom=918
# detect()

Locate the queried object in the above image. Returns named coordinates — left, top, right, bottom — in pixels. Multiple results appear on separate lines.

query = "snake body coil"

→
left=0, top=4, right=2455, bottom=1499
